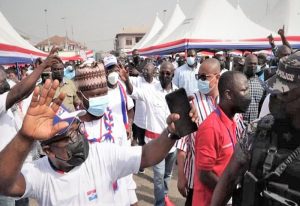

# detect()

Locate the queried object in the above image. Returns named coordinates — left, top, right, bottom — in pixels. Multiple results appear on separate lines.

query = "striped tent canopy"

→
left=138, top=0, right=300, bottom=56
left=0, top=11, right=47, bottom=65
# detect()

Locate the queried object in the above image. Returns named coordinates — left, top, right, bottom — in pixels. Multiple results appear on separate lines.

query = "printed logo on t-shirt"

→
left=87, top=189, right=98, bottom=201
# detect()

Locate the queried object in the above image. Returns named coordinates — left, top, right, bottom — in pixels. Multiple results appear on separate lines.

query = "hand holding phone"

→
left=165, top=88, right=198, bottom=137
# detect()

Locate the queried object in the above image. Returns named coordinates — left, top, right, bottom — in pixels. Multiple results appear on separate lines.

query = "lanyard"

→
left=215, top=108, right=235, bottom=150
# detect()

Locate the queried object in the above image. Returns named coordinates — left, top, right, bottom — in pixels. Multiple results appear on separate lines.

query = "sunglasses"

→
left=195, top=73, right=217, bottom=81
left=41, top=120, right=85, bottom=146
left=160, top=71, right=172, bottom=76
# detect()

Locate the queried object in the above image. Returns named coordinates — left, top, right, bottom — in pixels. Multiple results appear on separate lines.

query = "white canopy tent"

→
left=132, top=14, right=163, bottom=50
left=138, top=0, right=278, bottom=55
left=142, top=2, right=186, bottom=49
left=258, top=0, right=300, bottom=45
left=0, top=11, right=47, bottom=64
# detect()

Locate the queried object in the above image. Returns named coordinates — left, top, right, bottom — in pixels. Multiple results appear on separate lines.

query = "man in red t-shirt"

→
left=193, top=71, right=251, bottom=206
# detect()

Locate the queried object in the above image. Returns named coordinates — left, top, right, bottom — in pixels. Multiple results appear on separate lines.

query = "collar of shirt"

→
left=216, top=106, right=236, bottom=132
left=158, top=82, right=177, bottom=93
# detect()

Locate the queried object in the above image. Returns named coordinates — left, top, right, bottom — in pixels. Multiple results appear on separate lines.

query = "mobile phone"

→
left=165, top=88, right=198, bottom=137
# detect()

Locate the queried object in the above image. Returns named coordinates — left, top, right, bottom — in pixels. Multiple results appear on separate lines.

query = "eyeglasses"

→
left=195, top=73, right=217, bottom=81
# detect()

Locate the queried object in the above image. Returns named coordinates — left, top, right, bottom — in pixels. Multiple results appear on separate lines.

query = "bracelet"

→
left=166, top=127, right=181, bottom=140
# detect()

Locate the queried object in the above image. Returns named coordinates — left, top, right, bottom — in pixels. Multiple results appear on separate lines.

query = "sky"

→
left=0, top=0, right=279, bottom=52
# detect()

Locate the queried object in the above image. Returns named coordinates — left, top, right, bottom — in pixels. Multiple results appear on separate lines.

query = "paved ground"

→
left=30, top=165, right=185, bottom=206
left=134, top=166, right=185, bottom=205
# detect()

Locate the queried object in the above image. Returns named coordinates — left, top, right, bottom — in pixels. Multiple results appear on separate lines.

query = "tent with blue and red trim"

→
left=0, top=11, right=48, bottom=65
left=132, top=14, right=163, bottom=50
left=138, top=0, right=300, bottom=56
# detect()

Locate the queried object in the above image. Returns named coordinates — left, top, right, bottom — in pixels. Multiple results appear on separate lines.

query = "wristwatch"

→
left=166, top=127, right=181, bottom=140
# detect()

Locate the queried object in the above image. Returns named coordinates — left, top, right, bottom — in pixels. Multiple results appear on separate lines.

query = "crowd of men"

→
left=0, top=26, right=299, bottom=206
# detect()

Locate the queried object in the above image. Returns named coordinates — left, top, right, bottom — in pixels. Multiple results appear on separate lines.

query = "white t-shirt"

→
left=21, top=143, right=142, bottom=206
left=0, top=92, right=18, bottom=151
left=83, top=108, right=136, bottom=202
left=108, top=81, right=134, bottom=131
left=129, top=76, right=159, bottom=129
left=84, top=108, right=128, bottom=146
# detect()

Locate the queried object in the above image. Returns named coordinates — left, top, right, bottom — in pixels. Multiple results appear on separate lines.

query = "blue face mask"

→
left=64, top=68, right=75, bottom=80
left=87, top=96, right=109, bottom=117
left=197, top=79, right=211, bottom=94
left=80, top=91, right=109, bottom=117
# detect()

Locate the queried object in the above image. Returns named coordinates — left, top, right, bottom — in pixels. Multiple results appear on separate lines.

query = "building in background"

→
left=114, top=27, right=147, bottom=53
left=35, top=35, right=86, bottom=52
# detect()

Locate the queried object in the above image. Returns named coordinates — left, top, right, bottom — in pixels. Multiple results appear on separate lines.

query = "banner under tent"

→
left=138, top=0, right=299, bottom=56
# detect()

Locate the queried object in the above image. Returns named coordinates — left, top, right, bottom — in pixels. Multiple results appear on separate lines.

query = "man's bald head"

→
left=245, top=54, right=258, bottom=65
left=244, top=54, right=258, bottom=78
left=187, top=49, right=196, bottom=57
left=160, top=61, right=175, bottom=72
left=142, top=62, right=156, bottom=83
left=159, top=61, right=175, bottom=89
left=199, top=58, right=221, bottom=74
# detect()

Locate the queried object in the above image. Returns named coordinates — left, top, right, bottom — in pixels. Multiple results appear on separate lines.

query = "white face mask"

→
left=107, top=72, right=119, bottom=85
left=187, top=57, right=195, bottom=66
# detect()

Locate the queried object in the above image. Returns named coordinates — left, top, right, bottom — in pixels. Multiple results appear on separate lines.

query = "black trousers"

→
left=185, top=188, right=193, bottom=206
left=132, top=123, right=145, bottom=146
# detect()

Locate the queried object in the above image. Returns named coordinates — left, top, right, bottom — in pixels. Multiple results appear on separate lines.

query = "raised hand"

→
left=19, top=79, right=69, bottom=141
left=41, top=47, right=62, bottom=69
left=119, top=66, right=129, bottom=82
left=278, top=25, right=285, bottom=36
left=267, top=34, right=274, bottom=44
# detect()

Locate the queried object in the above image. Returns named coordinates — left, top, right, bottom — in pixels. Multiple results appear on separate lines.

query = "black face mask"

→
left=52, top=70, right=64, bottom=82
left=244, top=67, right=257, bottom=78
left=235, top=94, right=252, bottom=113
left=0, top=80, right=10, bottom=94
left=55, top=134, right=89, bottom=167
left=133, top=56, right=140, bottom=65
left=269, top=93, right=288, bottom=120
left=220, top=62, right=226, bottom=70
left=159, top=75, right=173, bottom=89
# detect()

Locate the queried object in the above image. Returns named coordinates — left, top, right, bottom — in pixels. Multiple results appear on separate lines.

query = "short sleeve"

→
left=21, top=162, right=42, bottom=199
left=195, top=127, right=218, bottom=170
left=130, top=86, right=148, bottom=102
left=0, top=92, right=8, bottom=114
left=126, top=95, right=134, bottom=110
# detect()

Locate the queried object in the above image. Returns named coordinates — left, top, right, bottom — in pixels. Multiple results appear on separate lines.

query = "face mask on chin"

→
left=0, top=80, right=10, bottom=94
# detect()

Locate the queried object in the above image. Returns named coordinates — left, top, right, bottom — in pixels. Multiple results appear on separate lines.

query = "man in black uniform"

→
left=211, top=51, right=300, bottom=206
